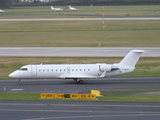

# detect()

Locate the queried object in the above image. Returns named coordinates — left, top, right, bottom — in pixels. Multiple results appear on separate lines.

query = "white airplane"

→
left=9, top=50, right=144, bottom=84
left=69, top=5, right=77, bottom=11
left=0, top=9, right=4, bottom=13
left=50, top=6, right=63, bottom=11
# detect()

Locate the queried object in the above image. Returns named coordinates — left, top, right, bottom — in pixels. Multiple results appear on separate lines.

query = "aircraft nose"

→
left=9, top=72, right=20, bottom=78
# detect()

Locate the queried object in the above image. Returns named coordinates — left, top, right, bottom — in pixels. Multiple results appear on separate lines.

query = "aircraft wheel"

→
left=74, top=79, right=83, bottom=84
left=79, top=80, right=83, bottom=84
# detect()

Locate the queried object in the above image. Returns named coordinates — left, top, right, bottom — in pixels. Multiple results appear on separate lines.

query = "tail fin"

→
left=50, top=6, right=54, bottom=10
left=119, top=50, right=145, bottom=67
left=69, top=5, right=72, bottom=9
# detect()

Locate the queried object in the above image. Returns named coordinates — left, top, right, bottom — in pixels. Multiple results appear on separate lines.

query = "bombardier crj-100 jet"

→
left=9, top=50, right=144, bottom=84
left=0, top=9, right=4, bottom=13
left=69, top=5, right=77, bottom=11
left=50, top=6, right=63, bottom=11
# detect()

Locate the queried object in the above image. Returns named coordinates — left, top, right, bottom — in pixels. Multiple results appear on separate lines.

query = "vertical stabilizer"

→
left=50, top=6, right=54, bottom=10
left=119, top=50, right=145, bottom=67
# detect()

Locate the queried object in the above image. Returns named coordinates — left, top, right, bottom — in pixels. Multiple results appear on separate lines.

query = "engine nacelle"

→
left=97, top=64, right=112, bottom=72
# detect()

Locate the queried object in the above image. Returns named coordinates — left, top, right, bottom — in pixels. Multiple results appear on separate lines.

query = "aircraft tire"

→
left=79, top=80, right=83, bottom=84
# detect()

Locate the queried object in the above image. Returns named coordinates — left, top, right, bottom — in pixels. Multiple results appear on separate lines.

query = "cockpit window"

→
left=19, top=68, right=28, bottom=71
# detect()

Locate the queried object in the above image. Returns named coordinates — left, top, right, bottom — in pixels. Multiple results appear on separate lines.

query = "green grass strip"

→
left=0, top=93, right=39, bottom=101
left=0, top=92, right=160, bottom=102
left=98, top=94, right=160, bottom=102
left=100, top=89, right=160, bottom=92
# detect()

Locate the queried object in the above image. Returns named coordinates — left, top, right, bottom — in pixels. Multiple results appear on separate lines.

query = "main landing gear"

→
left=74, top=78, right=83, bottom=84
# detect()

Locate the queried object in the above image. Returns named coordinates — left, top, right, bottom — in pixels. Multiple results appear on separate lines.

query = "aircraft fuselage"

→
left=9, top=64, right=134, bottom=79
left=9, top=50, right=144, bottom=84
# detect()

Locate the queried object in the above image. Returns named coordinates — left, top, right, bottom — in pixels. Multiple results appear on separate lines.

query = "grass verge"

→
left=1, top=5, right=160, bottom=19
left=100, top=89, right=160, bottom=92
left=0, top=20, right=160, bottom=47
left=0, top=92, right=160, bottom=102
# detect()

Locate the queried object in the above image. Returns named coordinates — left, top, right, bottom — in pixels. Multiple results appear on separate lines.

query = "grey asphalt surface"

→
left=0, top=47, right=159, bottom=57
left=1, top=101, right=160, bottom=120
left=1, top=77, right=160, bottom=120
left=1, top=77, right=160, bottom=94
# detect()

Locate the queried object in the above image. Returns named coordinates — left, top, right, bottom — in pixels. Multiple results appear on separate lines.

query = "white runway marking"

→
left=11, top=89, right=24, bottom=91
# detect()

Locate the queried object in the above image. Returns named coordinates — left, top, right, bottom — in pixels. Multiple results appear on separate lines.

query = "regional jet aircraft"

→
left=9, top=50, right=144, bottom=84
left=0, top=9, right=4, bottom=13
left=69, top=5, right=77, bottom=11
left=50, top=6, right=63, bottom=11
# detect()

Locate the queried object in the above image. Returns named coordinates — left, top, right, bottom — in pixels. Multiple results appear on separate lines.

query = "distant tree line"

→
left=1, top=0, right=160, bottom=7
left=0, top=0, right=11, bottom=8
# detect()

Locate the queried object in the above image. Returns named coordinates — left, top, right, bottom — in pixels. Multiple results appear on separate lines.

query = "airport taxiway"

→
left=1, top=100, right=160, bottom=120
left=1, top=77, right=160, bottom=120
left=0, top=47, right=159, bottom=57
left=0, top=101, right=160, bottom=120
left=0, top=77, right=160, bottom=94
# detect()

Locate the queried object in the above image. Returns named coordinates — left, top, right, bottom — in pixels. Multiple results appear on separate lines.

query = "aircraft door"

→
left=31, top=65, right=37, bottom=76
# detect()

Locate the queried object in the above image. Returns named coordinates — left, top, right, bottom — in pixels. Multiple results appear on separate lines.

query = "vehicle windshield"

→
left=18, top=68, right=28, bottom=71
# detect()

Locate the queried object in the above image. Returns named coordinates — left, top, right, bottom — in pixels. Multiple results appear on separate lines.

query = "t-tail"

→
left=50, top=6, right=54, bottom=10
left=119, top=50, right=145, bottom=67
